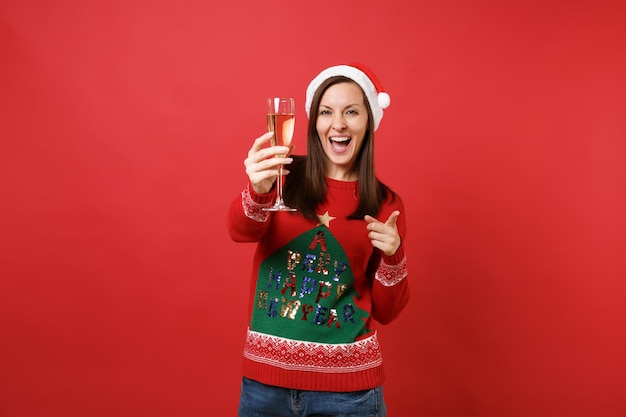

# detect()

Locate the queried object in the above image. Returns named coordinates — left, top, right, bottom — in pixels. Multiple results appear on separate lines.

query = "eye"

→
left=346, top=109, right=358, bottom=115
left=319, top=109, right=332, bottom=116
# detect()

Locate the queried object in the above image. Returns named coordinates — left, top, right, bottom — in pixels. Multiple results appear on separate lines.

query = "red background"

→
left=1, top=1, right=625, bottom=416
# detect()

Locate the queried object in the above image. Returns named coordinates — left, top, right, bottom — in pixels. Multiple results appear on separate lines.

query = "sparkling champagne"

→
left=267, top=113, right=295, bottom=157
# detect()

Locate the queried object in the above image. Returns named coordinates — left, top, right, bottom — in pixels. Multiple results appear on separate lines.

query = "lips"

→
left=329, top=136, right=351, bottom=153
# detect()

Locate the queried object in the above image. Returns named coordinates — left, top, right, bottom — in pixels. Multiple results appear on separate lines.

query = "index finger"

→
left=251, top=131, right=275, bottom=152
left=364, top=215, right=381, bottom=225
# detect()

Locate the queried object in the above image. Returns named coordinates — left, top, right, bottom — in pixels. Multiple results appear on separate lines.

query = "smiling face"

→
left=315, top=81, right=369, bottom=181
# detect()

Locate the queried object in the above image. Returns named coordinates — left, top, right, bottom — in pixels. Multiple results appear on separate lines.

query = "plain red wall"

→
left=1, top=1, right=625, bottom=416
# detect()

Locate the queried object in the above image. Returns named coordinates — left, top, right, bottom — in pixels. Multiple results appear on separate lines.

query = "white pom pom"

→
left=378, top=92, right=391, bottom=109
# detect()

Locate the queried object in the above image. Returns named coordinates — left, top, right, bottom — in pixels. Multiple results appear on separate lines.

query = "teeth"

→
left=330, top=137, right=350, bottom=142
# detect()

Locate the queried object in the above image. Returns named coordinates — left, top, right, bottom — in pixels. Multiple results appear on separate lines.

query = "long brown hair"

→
left=283, top=76, right=394, bottom=221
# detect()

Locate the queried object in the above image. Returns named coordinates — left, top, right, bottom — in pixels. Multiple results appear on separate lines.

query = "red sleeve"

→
left=226, top=183, right=276, bottom=242
left=369, top=195, right=410, bottom=324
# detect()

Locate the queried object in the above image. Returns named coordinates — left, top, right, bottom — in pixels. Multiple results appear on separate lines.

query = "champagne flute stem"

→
left=276, top=164, right=285, bottom=205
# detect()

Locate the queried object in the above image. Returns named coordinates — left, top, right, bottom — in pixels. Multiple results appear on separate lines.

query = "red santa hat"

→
left=305, top=63, right=391, bottom=131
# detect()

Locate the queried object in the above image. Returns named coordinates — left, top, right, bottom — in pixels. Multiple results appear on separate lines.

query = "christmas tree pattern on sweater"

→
left=251, top=225, right=371, bottom=344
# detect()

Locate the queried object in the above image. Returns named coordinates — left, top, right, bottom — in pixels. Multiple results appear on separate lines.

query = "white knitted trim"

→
left=374, top=255, right=408, bottom=287
left=241, top=187, right=271, bottom=223
left=243, top=330, right=383, bottom=373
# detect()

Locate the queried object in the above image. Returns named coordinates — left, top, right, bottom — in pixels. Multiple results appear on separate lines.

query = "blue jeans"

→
left=238, top=377, right=387, bottom=417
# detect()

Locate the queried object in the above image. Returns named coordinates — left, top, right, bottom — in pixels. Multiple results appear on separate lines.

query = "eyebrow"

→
left=319, top=103, right=363, bottom=109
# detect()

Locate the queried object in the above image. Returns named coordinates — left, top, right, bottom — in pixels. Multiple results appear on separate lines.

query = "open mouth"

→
left=329, top=136, right=351, bottom=152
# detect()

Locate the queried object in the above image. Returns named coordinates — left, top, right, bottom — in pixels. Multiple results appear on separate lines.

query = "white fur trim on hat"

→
left=305, top=64, right=390, bottom=131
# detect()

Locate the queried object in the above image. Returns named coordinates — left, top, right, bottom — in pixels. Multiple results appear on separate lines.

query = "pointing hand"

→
left=364, top=210, right=401, bottom=256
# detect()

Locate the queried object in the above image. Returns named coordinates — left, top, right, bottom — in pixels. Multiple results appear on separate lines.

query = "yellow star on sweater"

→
left=317, top=211, right=336, bottom=228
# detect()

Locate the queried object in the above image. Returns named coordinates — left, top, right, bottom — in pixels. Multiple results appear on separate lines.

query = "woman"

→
left=228, top=63, right=409, bottom=417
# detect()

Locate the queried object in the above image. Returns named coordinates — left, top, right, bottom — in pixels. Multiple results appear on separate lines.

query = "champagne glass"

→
left=263, top=97, right=297, bottom=212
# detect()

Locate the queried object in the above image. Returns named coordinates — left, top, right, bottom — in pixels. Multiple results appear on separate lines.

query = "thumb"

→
left=385, top=210, right=400, bottom=227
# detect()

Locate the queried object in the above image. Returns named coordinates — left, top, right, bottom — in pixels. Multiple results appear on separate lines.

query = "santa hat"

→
left=305, top=63, right=391, bottom=131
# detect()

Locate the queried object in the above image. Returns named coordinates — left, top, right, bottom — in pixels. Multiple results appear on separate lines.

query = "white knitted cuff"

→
left=374, top=255, right=408, bottom=287
left=241, top=187, right=271, bottom=223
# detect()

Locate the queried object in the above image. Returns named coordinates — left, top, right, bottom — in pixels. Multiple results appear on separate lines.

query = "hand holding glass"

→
left=264, top=97, right=296, bottom=212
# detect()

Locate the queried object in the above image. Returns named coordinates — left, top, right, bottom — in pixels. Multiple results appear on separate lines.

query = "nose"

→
left=332, top=114, right=346, bottom=130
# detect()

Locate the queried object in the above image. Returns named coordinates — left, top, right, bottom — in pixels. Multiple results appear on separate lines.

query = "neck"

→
left=325, top=166, right=358, bottom=181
